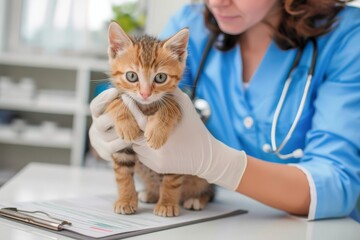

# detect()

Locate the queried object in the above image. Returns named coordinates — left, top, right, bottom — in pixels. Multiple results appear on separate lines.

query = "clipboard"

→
left=0, top=207, right=71, bottom=231
left=0, top=206, right=247, bottom=240
left=0, top=195, right=248, bottom=240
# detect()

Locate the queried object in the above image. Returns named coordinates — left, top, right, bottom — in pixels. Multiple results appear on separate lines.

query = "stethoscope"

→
left=189, top=35, right=318, bottom=160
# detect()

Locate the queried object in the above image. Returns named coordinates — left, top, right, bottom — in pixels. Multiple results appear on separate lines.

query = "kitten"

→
left=104, top=22, right=214, bottom=217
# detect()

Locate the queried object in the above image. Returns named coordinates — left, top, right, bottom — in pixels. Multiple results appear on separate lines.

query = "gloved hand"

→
left=122, top=88, right=248, bottom=190
left=89, top=88, right=130, bottom=161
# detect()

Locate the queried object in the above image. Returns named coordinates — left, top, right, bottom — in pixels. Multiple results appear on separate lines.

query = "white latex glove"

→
left=89, top=88, right=130, bottom=161
left=122, top=88, right=248, bottom=190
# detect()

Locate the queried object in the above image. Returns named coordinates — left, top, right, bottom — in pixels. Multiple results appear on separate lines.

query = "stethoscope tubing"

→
left=190, top=33, right=218, bottom=100
left=270, top=38, right=317, bottom=158
left=191, top=33, right=318, bottom=160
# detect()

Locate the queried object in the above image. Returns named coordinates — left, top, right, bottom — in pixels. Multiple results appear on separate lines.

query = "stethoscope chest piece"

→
left=194, top=98, right=211, bottom=123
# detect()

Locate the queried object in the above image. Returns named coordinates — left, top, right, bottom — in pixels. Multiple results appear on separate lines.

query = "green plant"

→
left=112, top=2, right=146, bottom=33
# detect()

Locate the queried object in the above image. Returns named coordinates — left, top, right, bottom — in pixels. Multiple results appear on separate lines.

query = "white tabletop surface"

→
left=0, top=162, right=358, bottom=240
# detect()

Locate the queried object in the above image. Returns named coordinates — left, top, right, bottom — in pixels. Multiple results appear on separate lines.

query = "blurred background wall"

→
left=0, top=0, right=190, bottom=185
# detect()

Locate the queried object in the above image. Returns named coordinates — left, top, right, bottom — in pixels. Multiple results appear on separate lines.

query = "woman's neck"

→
left=240, top=23, right=272, bottom=52
left=239, top=7, right=280, bottom=83
left=239, top=23, right=272, bottom=83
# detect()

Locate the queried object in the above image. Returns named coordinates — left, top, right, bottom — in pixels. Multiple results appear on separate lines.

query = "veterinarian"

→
left=89, top=0, right=360, bottom=220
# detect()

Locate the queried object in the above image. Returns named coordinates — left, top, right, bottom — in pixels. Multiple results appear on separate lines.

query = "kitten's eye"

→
left=125, top=71, right=138, bottom=82
left=154, top=73, right=167, bottom=83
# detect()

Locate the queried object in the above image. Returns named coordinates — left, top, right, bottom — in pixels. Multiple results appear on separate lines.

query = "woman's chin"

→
left=217, top=23, right=246, bottom=35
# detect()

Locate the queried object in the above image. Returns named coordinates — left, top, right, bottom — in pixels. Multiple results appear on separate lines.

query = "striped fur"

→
left=105, top=22, right=214, bottom=217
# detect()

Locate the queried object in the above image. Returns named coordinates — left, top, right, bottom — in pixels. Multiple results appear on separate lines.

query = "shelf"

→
left=0, top=121, right=73, bottom=149
left=0, top=52, right=108, bottom=167
left=0, top=99, right=78, bottom=115
left=0, top=134, right=72, bottom=149
left=0, top=52, right=109, bottom=71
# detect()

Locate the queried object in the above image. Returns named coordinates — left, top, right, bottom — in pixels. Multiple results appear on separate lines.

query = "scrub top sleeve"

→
left=293, top=19, right=360, bottom=220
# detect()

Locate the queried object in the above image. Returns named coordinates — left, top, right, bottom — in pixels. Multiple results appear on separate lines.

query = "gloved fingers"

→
left=90, top=88, right=119, bottom=118
left=94, top=141, right=128, bottom=162
left=132, top=135, right=147, bottom=146
left=89, top=122, right=118, bottom=145
left=93, top=113, right=115, bottom=133
left=171, top=87, right=192, bottom=104
left=171, top=87, right=187, bottom=98
left=171, top=87, right=198, bottom=114
left=89, top=129, right=131, bottom=161
left=121, top=94, right=147, bottom=131
left=98, top=127, right=119, bottom=142
left=89, top=125, right=112, bottom=161
left=93, top=148, right=113, bottom=162
left=108, top=138, right=131, bottom=153
left=132, top=142, right=161, bottom=173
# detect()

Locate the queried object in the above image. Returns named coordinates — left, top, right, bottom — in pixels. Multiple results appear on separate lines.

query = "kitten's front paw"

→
left=144, top=128, right=168, bottom=149
left=114, top=197, right=138, bottom=214
left=115, top=120, right=141, bottom=142
left=153, top=203, right=180, bottom=217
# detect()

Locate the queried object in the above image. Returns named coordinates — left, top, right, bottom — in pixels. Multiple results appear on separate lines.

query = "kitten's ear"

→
left=162, top=28, right=189, bottom=62
left=108, top=21, right=133, bottom=59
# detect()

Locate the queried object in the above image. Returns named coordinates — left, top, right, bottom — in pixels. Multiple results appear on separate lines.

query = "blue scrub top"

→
left=160, top=4, right=360, bottom=220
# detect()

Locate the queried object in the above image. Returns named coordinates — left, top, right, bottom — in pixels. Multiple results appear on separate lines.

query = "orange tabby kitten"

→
left=105, top=22, right=214, bottom=217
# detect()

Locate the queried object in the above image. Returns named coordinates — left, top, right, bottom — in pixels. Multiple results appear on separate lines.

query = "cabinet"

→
left=0, top=53, right=109, bottom=172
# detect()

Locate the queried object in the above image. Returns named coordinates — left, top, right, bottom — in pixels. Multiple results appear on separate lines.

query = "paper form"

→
left=0, top=195, right=246, bottom=239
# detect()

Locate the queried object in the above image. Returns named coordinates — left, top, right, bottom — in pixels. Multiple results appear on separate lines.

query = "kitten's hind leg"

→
left=138, top=190, right=159, bottom=203
left=182, top=177, right=214, bottom=211
left=112, top=150, right=138, bottom=214
left=154, top=174, right=184, bottom=217
left=135, top=162, right=160, bottom=203
left=183, top=194, right=212, bottom=211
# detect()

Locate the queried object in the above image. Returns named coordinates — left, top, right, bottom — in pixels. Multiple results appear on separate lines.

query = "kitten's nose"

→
left=140, top=91, right=150, bottom=100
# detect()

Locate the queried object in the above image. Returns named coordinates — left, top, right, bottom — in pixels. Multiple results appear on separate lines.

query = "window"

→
left=5, top=0, right=146, bottom=58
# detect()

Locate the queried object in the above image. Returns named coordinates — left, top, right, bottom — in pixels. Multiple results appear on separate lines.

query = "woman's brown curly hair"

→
left=204, top=0, right=352, bottom=51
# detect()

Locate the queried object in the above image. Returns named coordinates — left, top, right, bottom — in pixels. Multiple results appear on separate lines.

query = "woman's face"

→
left=206, top=0, right=280, bottom=35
